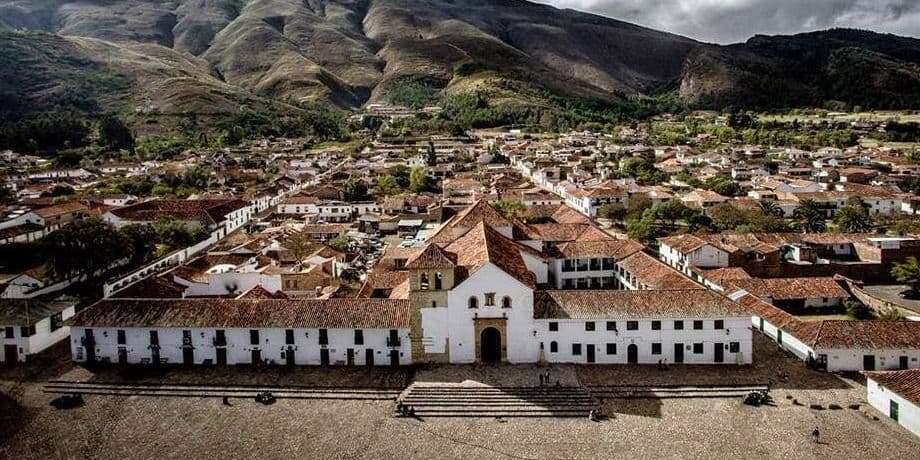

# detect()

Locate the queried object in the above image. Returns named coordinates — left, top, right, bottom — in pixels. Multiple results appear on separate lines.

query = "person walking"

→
left=812, top=426, right=820, bottom=444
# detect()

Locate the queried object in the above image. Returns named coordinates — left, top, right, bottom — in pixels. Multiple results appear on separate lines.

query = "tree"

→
left=374, top=175, right=401, bottom=196
left=596, top=203, right=627, bottom=221
left=98, top=114, right=134, bottom=151
left=835, top=200, right=873, bottom=233
left=708, top=203, right=749, bottom=232
left=119, top=224, right=159, bottom=266
left=758, top=200, right=784, bottom=218
left=44, top=218, right=132, bottom=279
left=626, top=216, right=660, bottom=243
left=626, top=194, right=653, bottom=221
left=339, top=177, right=368, bottom=201
left=152, top=218, right=201, bottom=249
left=327, top=236, right=349, bottom=252
left=0, top=181, right=14, bottom=205
left=408, top=167, right=431, bottom=193
left=285, top=231, right=316, bottom=262
left=793, top=199, right=827, bottom=233
left=685, top=210, right=713, bottom=233
left=892, top=257, right=920, bottom=294
left=645, top=199, right=687, bottom=226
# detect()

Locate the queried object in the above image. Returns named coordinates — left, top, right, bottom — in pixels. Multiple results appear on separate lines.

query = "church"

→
left=68, top=201, right=752, bottom=366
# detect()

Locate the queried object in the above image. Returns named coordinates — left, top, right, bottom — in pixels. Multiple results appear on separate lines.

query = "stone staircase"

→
left=398, top=383, right=599, bottom=418
left=587, top=384, right=770, bottom=400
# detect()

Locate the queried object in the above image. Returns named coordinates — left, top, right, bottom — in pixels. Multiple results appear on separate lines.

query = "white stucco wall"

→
left=70, top=326, right=411, bottom=366
left=445, top=263, right=539, bottom=363
left=867, top=378, right=920, bottom=437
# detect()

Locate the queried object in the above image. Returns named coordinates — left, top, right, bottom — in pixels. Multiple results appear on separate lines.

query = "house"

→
left=728, top=277, right=850, bottom=310
left=1, top=298, right=78, bottom=363
left=104, top=199, right=252, bottom=234
left=68, top=299, right=412, bottom=366
left=864, top=369, right=920, bottom=437
left=659, top=234, right=731, bottom=274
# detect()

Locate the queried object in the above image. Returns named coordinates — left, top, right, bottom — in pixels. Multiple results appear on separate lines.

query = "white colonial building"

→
left=1, top=299, right=77, bottom=363
left=864, top=370, right=920, bottom=438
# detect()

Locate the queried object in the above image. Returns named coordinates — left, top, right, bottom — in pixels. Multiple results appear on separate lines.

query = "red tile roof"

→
left=730, top=277, right=849, bottom=301
left=404, top=244, right=457, bottom=269
left=618, top=251, right=703, bottom=290
left=109, top=199, right=249, bottom=226
left=863, top=369, right=920, bottom=406
left=445, top=222, right=538, bottom=287
left=72, top=298, right=410, bottom=328
left=534, top=290, right=748, bottom=319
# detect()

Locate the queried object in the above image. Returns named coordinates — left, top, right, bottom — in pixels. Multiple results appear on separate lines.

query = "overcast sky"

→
left=538, top=0, right=920, bottom=44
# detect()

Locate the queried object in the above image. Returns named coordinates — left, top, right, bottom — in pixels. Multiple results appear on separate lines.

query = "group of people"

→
left=588, top=408, right=604, bottom=422
left=395, top=402, right=416, bottom=417
left=538, top=370, right=559, bottom=387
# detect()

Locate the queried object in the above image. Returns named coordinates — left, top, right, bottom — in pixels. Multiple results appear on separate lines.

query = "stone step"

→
left=406, top=411, right=589, bottom=418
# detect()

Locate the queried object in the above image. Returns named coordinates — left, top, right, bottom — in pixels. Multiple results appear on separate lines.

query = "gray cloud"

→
left=538, top=0, right=920, bottom=44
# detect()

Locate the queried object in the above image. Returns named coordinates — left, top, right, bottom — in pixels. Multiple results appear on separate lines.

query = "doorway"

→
left=863, top=355, right=876, bottom=371
left=151, top=347, right=160, bottom=365
left=714, top=343, right=724, bottom=363
left=586, top=344, right=596, bottom=363
left=320, top=348, right=330, bottom=366
left=346, top=348, right=355, bottom=366
left=251, top=349, right=261, bottom=365
left=480, top=327, right=502, bottom=363
left=285, top=347, right=295, bottom=366
left=216, top=348, right=227, bottom=365
left=627, top=344, right=638, bottom=364
left=118, top=347, right=128, bottom=365
left=674, top=343, right=684, bottom=363
left=365, top=349, right=375, bottom=366
left=899, top=356, right=909, bottom=370
left=890, top=400, right=899, bottom=422
left=389, top=349, right=400, bottom=367
left=182, top=347, right=194, bottom=365
left=3, top=344, right=17, bottom=364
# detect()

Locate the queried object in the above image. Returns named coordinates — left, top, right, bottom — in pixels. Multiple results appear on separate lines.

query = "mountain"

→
left=1, top=0, right=919, bottom=121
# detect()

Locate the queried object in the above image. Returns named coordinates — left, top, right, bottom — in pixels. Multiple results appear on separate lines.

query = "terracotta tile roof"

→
left=0, top=299, right=76, bottom=325
left=72, top=298, right=411, bottom=329
left=730, top=277, right=849, bottom=300
left=357, top=271, right=410, bottom=298
left=553, top=239, right=644, bottom=259
left=450, top=199, right=513, bottom=230
left=112, top=276, right=186, bottom=299
left=694, top=267, right=752, bottom=286
left=659, top=234, right=711, bottom=254
left=862, top=369, right=920, bottom=406
left=551, top=206, right=591, bottom=224
left=811, top=321, right=920, bottom=350
left=445, top=222, right=537, bottom=287
left=618, top=252, right=703, bottom=290
left=735, top=294, right=821, bottom=343
left=404, top=244, right=457, bottom=269
left=534, top=290, right=748, bottom=319
left=236, top=285, right=290, bottom=299
left=33, top=201, right=89, bottom=219
left=529, top=223, right=607, bottom=242
left=109, top=199, right=249, bottom=226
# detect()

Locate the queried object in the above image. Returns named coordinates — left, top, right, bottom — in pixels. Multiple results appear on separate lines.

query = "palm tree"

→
left=892, top=257, right=920, bottom=294
left=835, top=204, right=874, bottom=233
left=793, top=199, right=827, bottom=233
left=758, top=200, right=784, bottom=218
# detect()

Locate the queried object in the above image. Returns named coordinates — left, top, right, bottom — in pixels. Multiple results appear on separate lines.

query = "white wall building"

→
left=864, top=370, right=920, bottom=438
left=1, top=299, right=77, bottom=362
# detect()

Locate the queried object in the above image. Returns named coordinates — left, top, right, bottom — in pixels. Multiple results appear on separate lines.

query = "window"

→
left=319, top=329, right=328, bottom=345
left=693, top=320, right=703, bottom=330
left=484, top=293, right=495, bottom=306
left=550, top=341, right=558, bottom=353
left=4, top=327, right=13, bottom=339
left=149, top=330, right=159, bottom=346
left=714, top=320, right=724, bottom=330
left=693, top=343, right=703, bottom=354
left=502, top=296, right=512, bottom=309
left=420, top=273, right=429, bottom=290
left=548, top=322, right=558, bottom=332
left=652, top=343, right=662, bottom=355
left=434, top=272, right=443, bottom=290
left=729, top=342, right=740, bottom=353
left=626, top=321, right=638, bottom=331
left=651, top=321, right=661, bottom=330
left=674, top=320, right=684, bottom=330
left=468, top=297, right=479, bottom=309
left=354, top=330, right=364, bottom=345
left=606, top=343, right=616, bottom=355
left=572, top=344, right=582, bottom=355
left=215, top=330, right=227, bottom=346
left=585, top=322, right=595, bottom=332
left=249, top=330, right=259, bottom=345
left=285, top=329, right=295, bottom=345
left=606, top=321, right=617, bottom=331
left=431, top=301, right=437, bottom=308
left=117, top=330, right=126, bottom=345
left=20, top=326, right=31, bottom=337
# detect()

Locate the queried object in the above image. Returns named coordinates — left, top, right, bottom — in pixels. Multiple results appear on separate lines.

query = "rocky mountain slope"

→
left=1, top=0, right=918, bottom=120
